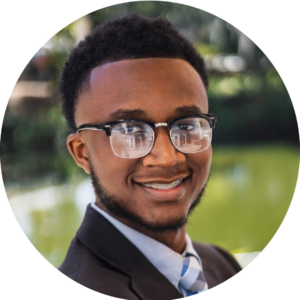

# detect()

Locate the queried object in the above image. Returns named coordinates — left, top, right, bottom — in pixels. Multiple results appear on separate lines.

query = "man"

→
left=59, top=15, right=241, bottom=299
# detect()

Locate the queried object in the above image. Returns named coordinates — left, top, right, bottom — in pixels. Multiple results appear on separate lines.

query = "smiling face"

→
left=68, top=58, right=212, bottom=237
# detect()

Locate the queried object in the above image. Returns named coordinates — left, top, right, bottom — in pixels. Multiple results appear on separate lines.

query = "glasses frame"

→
left=76, top=113, right=217, bottom=158
left=77, top=114, right=217, bottom=135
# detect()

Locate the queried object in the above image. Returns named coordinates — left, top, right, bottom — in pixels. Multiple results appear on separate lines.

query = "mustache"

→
left=133, top=166, right=190, bottom=179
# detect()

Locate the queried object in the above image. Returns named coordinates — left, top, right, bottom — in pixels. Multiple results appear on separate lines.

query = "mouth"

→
left=141, top=178, right=183, bottom=190
left=134, top=176, right=189, bottom=201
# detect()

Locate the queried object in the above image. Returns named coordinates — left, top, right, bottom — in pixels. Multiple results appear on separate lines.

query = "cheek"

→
left=86, top=135, right=116, bottom=179
left=87, top=135, right=138, bottom=188
left=188, top=148, right=212, bottom=185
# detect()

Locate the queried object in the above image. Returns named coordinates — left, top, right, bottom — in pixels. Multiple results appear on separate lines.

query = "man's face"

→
left=71, top=58, right=211, bottom=233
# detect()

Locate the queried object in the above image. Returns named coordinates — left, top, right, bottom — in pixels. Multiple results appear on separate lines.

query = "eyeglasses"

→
left=77, top=114, right=217, bottom=159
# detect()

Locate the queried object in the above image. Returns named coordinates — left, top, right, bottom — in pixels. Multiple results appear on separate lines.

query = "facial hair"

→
left=90, top=164, right=207, bottom=233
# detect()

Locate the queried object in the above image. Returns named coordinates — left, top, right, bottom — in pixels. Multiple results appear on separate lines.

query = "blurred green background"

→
left=1, top=1, right=299, bottom=268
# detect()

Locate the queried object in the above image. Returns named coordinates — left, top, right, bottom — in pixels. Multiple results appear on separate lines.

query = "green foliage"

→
left=1, top=1, right=298, bottom=191
left=1, top=103, right=84, bottom=191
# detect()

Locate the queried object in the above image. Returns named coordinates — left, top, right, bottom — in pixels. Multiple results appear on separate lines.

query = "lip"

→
left=134, top=174, right=189, bottom=185
left=134, top=175, right=189, bottom=201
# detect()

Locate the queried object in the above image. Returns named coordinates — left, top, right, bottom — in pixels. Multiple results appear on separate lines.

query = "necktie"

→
left=179, top=255, right=208, bottom=296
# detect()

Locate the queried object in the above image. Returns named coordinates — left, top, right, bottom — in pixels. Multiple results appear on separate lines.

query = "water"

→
left=7, top=144, right=299, bottom=268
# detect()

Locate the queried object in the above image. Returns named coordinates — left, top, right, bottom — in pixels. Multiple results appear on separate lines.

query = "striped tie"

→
left=179, top=255, right=208, bottom=296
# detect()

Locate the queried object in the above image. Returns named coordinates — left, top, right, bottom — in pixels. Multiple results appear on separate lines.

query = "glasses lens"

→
left=170, top=117, right=212, bottom=153
left=110, top=122, right=154, bottom=158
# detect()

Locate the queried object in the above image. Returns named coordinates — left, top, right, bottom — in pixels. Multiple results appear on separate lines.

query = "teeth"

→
left=142, top=179, right=183, bottom=190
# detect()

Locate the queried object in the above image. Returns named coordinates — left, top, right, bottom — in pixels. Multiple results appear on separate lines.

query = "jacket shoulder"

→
left=192, top=241, right=242, bottom=288
left=59, top=237, right=139, bottom=299
left=59, top=237, right=87, bottom=280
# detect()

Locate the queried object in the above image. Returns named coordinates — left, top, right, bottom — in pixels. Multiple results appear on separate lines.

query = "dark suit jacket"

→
left=59, top=204, right=242, bottom=299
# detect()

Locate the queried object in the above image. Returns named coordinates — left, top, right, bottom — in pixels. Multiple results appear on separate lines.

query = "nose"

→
left=142, top=127, right=186, bottom=167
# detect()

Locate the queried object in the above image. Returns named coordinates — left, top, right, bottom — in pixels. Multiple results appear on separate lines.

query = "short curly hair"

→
left=59, top=14, right=208, bottom=132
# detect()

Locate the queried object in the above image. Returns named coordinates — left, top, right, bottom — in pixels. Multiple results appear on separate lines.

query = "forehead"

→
left=75, top=58, right=208, bottom=125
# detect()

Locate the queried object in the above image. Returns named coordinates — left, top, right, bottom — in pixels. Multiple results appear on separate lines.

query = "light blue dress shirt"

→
left=91, top=203, right=205, bottom=297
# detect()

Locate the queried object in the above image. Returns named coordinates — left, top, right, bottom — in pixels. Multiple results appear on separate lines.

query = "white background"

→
left=0, top=0, right=299, bottom=299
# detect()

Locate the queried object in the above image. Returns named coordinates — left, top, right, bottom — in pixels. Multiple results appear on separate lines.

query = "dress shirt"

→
left=91, top=203, right=206, bottom=296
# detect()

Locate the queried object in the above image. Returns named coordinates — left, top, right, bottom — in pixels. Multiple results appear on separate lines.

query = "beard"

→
left=90, top=164, right=207, bottom=233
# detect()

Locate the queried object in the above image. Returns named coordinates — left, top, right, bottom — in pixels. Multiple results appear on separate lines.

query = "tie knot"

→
left=179, top=255, right=208, bottom=293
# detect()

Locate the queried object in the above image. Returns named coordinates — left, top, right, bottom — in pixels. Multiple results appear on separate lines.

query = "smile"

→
left=135, top=176, right=188, bottom=202
left=141, top=179, right=183, bottom=190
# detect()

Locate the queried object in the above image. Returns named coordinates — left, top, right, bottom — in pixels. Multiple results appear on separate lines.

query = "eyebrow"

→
left=173, top=105, right=204, bottom=116
left=108, top=105, right=204, bottom=121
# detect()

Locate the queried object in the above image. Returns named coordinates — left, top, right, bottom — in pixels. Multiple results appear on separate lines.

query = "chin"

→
left=128, top=212, right=189, bottom=233
left=90, top=165, right=205, bottom=233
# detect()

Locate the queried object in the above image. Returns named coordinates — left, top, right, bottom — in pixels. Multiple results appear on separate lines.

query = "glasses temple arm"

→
left=76, top=125, right=104, bottom=133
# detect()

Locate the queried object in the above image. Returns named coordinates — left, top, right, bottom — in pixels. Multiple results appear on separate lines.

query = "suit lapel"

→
left=77, top=205, right=182, bottom=300
left=77, top=204, right=135, bottom=274
left=201, top=258, right=219, bottom=288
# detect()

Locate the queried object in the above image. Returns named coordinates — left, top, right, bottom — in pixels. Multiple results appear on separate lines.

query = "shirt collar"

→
left=91, top=203, right=200, bottom=291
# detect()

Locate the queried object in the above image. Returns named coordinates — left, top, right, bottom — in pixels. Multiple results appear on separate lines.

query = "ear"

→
left=67, top=133, right=91, bottom=174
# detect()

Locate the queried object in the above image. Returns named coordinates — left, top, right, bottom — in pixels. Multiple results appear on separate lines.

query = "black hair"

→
left=59, top=14, right=208, bottom=131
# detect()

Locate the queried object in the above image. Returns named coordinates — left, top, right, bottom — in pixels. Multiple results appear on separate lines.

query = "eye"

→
left=125, top=124, right=144, bottom=134
left=113, top=123, right=145, bottom=134
left=177, top=123, right=195, bottom=131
